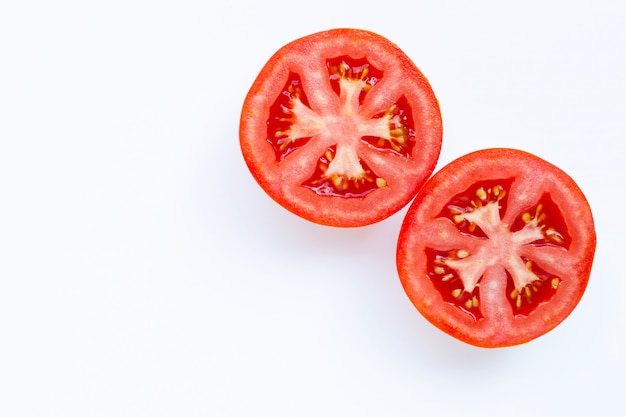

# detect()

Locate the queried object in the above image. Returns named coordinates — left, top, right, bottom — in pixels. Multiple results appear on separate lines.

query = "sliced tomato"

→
left=240, top=29, right=442, bottom=227
left=396, top=149, right=596, bottom=348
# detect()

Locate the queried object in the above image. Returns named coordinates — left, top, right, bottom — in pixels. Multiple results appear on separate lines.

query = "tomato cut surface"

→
left=240, top=29, right=442, bottom=227
left=396, top=149, right=596, bottom=348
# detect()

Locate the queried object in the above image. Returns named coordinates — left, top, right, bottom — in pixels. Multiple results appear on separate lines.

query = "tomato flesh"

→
left=266, top=72, right=313, bottom=161
left=397, top=148, right=596, bottom=347
left=361, top=95, right=416, bottom=158
left=426, top=248, right=484, bottom=320
left=432, top=179, right=569, bottom=319
left=509, top=193, right=571, bottom=249
left=438, top=178, right=514, bottom=239
left=302, top=145, right=384, bottom=198
left=265, top=55, right=416, bottom=197
left=240, top=29, right=442, bottom=227
left=505, top=258, right=561, bottom=317
left=326, top=56, right=383, bottom=106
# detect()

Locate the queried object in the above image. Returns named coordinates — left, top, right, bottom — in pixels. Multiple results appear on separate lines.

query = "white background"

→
left=1, top=1, right=624, bottom=416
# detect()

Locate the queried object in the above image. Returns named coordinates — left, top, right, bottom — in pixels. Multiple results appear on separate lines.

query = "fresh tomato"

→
left=240, top=29, right=442, bottom=227
left=396, top=148, right=596, bottom=347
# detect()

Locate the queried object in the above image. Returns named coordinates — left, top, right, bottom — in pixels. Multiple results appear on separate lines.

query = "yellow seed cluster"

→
left=432, top=253, right=479, bottom=310
left=475, top=187, right=487, bottom=201
left=272, top=85, right=301, bottom=152
left=308, top=146, right=387, bottom=193
left=521, top=203, right=565, bottom=244
left=442, top=273, right=454, bottom=282
left=330, top=61, right=371, bottom=84
left=464, top=296, right=480, bottom=309
left=449, top=184, right=506, bottom=230
left=385, top=105, right=409, bottom=153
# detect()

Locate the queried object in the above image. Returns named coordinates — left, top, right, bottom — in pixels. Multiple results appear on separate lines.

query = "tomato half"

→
left=240, top=29, right=442, bottom=227
left=396, top=149, right=596, bottom=348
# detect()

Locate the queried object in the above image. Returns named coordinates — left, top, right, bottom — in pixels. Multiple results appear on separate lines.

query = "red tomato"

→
left=240, top=29, right=442, bottom=227
left=396, top=149, right=596, bottom=348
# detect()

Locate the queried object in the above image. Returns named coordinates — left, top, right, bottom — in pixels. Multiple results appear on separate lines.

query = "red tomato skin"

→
left=240, top=29, right=442, bottom=227
left=397, top=148, right=596, bottom=348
